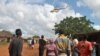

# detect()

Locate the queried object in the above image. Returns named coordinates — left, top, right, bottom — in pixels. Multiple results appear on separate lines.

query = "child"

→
left=46, top=39, right=58, bottom=56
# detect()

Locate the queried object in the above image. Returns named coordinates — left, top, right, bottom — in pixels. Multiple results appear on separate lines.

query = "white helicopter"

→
left=50, top=7, right=67, bottom=13
left=50, top=0, right=67, bottom=13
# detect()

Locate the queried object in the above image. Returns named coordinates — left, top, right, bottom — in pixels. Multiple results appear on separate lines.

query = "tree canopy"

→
left=54, top=16, right=97, bottom=35
left=33, top=35, right=39, bottom=38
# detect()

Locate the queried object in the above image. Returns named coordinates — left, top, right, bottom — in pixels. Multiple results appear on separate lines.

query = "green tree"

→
left=54, top=16, right=97, bottom=35
left=33, top=35, right=39, bottom=38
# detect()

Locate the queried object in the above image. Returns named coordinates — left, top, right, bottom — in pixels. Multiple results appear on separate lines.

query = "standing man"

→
left=31, top=38, right=35, bottom=49
left=55, top=30, right=71, bottom=56
left=9, top=29, right=23, bottom=56
left=39, top=35, right=46, bottom=56
left=76, top=35, right=93, bottom=56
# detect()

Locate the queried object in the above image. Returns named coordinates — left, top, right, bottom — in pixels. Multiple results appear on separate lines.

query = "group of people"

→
left=39, top=31, right=96, bottom=56
left=8, top=29, right=96, bottom=56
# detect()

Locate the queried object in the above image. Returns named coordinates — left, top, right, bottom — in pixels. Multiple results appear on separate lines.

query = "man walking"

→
left=9, top=29, right=23, bottom=56
left=76, top=35, right=93, bottom=56
left=39, top=35, right=46, bottom=56
left=55, top=30, right=71, bottom=56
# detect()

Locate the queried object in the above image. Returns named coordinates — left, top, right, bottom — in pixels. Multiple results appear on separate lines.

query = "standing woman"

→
left=46, top=39, right=58, bottom=56
left=9, top=29, right=23, bottom=56
left=72, top=38, right=79, bottom=56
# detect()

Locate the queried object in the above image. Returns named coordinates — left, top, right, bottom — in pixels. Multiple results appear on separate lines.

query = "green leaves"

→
left=54, top=16, right=96, bottom=35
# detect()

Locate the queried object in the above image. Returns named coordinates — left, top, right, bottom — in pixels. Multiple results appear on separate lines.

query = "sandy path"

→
left=0, top=43, right=46, bottom=56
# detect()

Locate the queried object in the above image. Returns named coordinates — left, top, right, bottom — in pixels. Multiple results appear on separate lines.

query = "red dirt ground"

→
left=0, top=43, right=46, bottom=56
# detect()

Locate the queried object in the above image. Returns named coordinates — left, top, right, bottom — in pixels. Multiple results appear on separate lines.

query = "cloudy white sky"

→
left=0, top=0, right=100, bottom=38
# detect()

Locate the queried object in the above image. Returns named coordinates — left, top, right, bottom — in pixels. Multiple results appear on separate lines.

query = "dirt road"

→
left=0, top=43, right=46, bottom=56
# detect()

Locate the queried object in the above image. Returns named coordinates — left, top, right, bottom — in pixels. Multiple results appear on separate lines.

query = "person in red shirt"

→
left=76, top=35, right=93, bottom=56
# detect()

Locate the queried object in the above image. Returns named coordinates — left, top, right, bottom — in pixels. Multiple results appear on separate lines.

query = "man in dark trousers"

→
left=31, top=38, right=35, bottom=49
left=39, top=35, right=46, bottom=56
left=9, top=29, right=23, bottom=56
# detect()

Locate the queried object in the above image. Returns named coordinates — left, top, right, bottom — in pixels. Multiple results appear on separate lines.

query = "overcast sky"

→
left=0, top=0, right=100, bottom=38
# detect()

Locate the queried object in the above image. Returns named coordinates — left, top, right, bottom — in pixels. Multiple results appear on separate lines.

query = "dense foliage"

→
left=54, top=16, right=96, bottom=35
